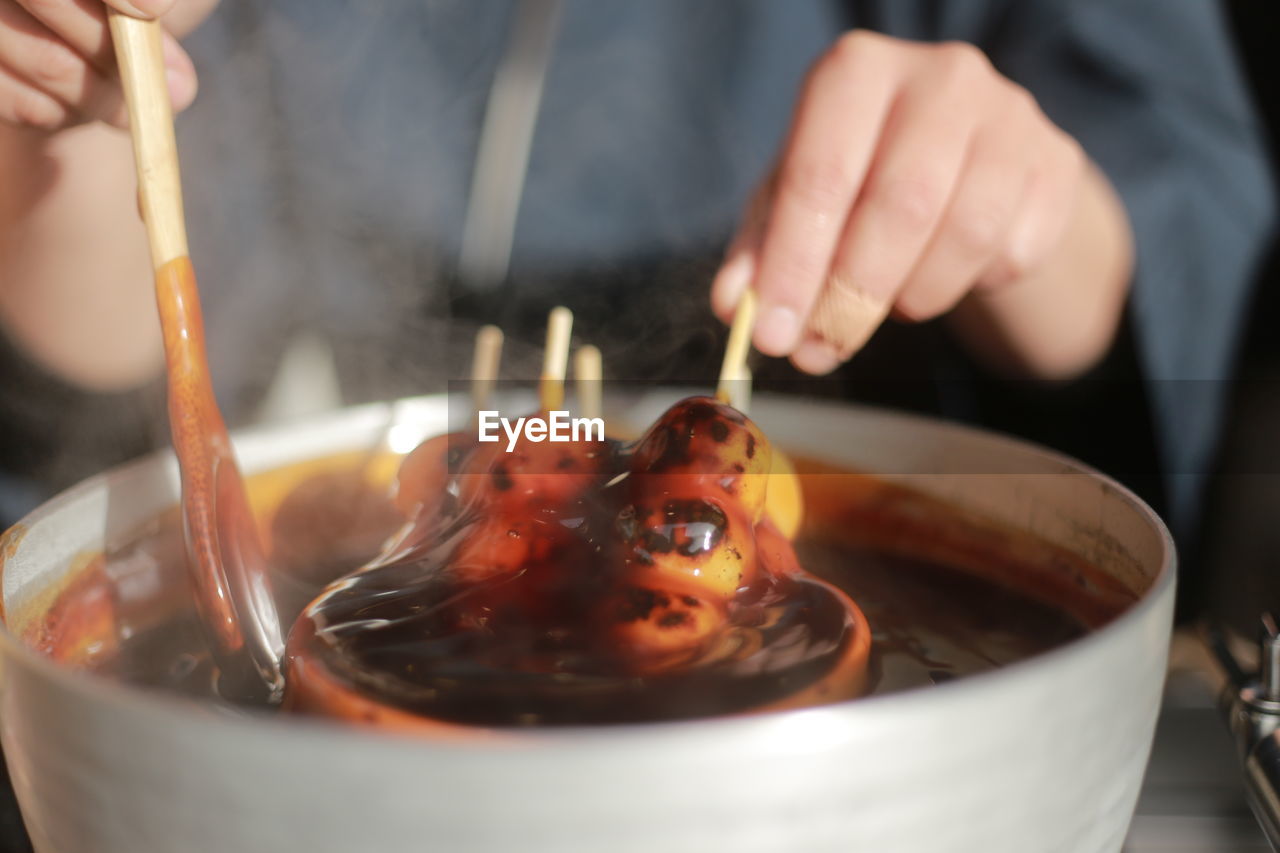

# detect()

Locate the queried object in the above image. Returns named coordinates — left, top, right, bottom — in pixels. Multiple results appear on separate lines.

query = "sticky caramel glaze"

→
left=155, top=257, right=281, bottom=696
left=28, top=448, right=1090, bottom=718
left=21, top=554, right=119, bottom=668
left=284, top=566, right=869, bottom=737
left=284, top=398, right=871, bottom=731
left=795, top=460, right=1138, bottom=629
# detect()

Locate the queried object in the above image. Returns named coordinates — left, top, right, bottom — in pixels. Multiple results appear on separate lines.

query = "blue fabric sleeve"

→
left=986, top=0, right=1276, bottom=526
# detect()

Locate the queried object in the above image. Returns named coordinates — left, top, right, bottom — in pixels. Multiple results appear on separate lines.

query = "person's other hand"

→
left=0, top=0, right=217, bottom=132
left=711, top=31, right=1088, bottom=375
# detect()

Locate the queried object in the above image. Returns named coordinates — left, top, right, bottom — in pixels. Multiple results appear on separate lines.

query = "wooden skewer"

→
left=735, top=365, right=752, bottom=415
left=574, top=344, right=603, bottom=422
left=109, top=11, right=283, bottom=698
left=540, top=306, right=573, bottom=411
left=716, top=288, right=757, bottom=408
left=470, top=325, right=504, bottom=416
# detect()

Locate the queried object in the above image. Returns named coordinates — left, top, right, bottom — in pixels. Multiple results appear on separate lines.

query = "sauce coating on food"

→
left=285, top=397, right=870, bottom=727
left=29, top=448, right=1097, bottom=721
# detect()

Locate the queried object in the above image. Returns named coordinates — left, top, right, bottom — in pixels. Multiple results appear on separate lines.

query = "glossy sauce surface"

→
left=29, top=450, right=1093, bottom=723
left=289, top=398, right=868, bottom=726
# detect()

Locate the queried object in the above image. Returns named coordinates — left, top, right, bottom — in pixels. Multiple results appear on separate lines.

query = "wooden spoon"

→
left=109, top=11, right=284, bottom=700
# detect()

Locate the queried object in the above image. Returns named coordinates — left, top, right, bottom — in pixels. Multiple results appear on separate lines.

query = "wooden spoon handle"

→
left=107, top=11, right=188, bottom=268
left=109, top=10, right=285, bottom=699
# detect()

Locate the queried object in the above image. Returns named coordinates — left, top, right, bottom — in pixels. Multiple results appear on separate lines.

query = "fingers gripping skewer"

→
left=574, top=345, right=603, bottom=422
left=717, top=289, right=757, bottom=410
left=470, top=325, right=504, bottom=417
left=541, top=307, right=573, bottom=411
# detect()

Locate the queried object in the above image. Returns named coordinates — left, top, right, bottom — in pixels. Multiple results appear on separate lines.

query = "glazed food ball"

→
left=601, top=585, right=725, bottom=674
left=455, top=425, right=609, bottom=511
left=630, top=397, right=772, bottom=522
left=616, top=497, right=757, bottom=599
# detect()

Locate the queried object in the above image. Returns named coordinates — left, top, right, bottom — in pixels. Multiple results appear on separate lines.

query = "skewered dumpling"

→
left=284, top=397, right=869, bottom=732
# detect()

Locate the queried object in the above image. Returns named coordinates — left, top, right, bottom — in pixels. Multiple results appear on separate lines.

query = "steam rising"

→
left=166, top=0, right=810, bottom=432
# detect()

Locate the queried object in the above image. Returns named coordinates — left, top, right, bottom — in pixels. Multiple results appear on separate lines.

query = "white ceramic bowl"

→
left=0, top=392, right=1174, bottom=853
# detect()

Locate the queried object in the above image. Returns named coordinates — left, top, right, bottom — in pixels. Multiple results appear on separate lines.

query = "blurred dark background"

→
left=1191, top=0, right=1280, bottom=631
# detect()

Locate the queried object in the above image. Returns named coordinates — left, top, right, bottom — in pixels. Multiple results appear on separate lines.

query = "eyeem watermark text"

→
left=478, top=410, right=605, bottom=452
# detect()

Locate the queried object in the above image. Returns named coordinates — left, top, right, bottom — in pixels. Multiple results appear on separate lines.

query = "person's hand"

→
left=711, top=31, right=1090, bottom=375
left=0, top=0, right=217, bottom=132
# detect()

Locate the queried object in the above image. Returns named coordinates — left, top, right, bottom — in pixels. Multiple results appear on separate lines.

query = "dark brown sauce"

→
left=291, top=401, right=864, bottom=726
left=36, top=454, right=1090, bottom=723
left=794, top=540, right=1082, bottom=693
left=299, top=566, right=852, bottom=725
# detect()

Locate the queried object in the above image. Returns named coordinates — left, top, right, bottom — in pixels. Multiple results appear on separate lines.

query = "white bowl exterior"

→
left=0, top=394, right=1174, bottom=853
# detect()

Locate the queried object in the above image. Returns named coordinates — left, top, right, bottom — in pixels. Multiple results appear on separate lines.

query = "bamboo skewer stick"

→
left=574, top=345, right=603, bottom=422
left=109, top=11, right=284, bottom=698
left=717, top=289, right=757, bottom=409
left=540, top=306, right=573, bottom=411
left=470, top=325, right=504, bottom=416
left=735, top=365, right=752, bottom=415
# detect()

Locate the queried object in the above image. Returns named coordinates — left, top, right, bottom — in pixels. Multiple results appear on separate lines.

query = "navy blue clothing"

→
left=0, top=1, right=1273, bottom=538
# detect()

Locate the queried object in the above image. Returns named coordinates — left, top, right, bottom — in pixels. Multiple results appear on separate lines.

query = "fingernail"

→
left=122, top=0, right=174, bottom=17
left=161, top=37, right=197, bottom=110
left=979, top=255, right=1018, bottom=289
left=791, top=340, right=843, bottom=375
left=161, top=34, right=189, bottom=71
left=1002, top=213, right=1043, bottom=277
left=755, top=304, right=802, bottom=356
left=713, top=253, right=754, bottom=317
left=166, top=67, right=196, bottom=111
left=1005, top=242, right=1034, bottom=283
